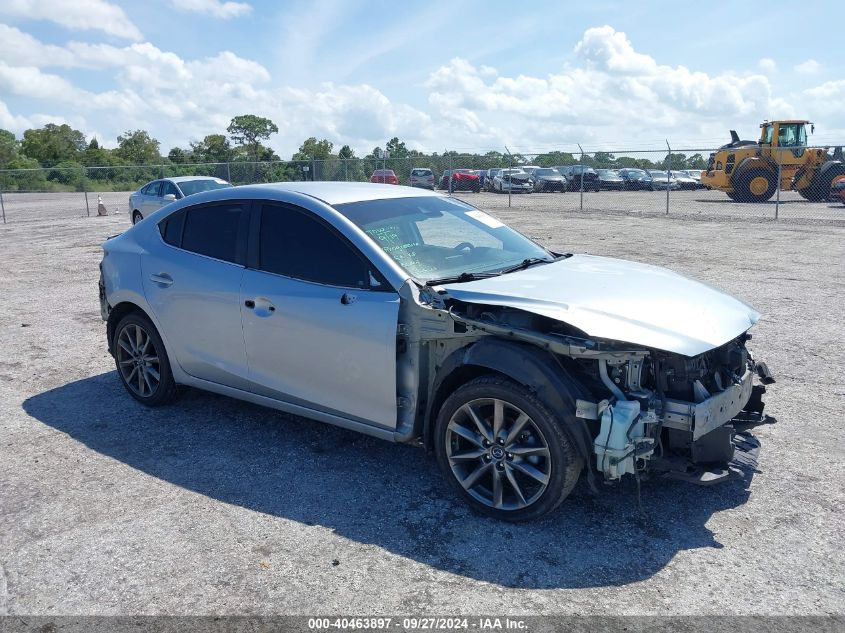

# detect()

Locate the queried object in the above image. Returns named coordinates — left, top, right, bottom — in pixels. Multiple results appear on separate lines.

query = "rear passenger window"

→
left=181, top=203, right=247, bottom=264
left=259, top=204, right=370, bottom=288
left=144, top=181, right=162, bottom=196
left=160, top=210, right=185, bottom=246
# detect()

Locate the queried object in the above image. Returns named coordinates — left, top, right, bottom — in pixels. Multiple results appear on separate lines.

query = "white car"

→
left=492, top=169, right=533, bottom=193
left=129, top=176, right=232, bottom=224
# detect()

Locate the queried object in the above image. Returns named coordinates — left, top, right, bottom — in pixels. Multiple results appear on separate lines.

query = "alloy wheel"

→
left=445, top=398, right=551, bottom=511
left=116, top=323, right=161, bottom=398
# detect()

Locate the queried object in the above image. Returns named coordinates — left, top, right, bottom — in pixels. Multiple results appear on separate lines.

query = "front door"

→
left=240, top=202, right=400, bottom=428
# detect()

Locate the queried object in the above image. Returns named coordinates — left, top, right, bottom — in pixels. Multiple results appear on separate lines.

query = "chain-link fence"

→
left=1, top=144, right=843, bottom=224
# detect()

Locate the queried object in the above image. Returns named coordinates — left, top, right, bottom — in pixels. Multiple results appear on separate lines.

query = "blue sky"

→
left=0, top=0, right=842, bottom=157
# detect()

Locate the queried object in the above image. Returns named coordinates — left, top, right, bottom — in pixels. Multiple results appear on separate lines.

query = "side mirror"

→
left=162, top=194, right=176, bottom=202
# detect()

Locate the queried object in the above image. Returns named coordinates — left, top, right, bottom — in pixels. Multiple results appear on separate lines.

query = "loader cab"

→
left=761, top=121, right=809, bottom=148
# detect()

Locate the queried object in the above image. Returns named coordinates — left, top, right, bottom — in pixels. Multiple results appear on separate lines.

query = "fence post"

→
left=577, top=143, right=584, bottom=211
left=0, top=179, right=5, bottom=224
left=226, top=162, right=231, bottom=184
left=665, top=140, right=671, bottom=215
left=775, top=149, right=781, bottom=220
left=82, top=167, right=90, bottom=217
left=344, top=158, right=348, bottom=182
left=448, top=151, right=453, bottom=195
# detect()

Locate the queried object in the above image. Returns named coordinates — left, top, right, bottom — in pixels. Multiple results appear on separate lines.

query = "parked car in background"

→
left=410, top=167, right=435, bottom=190
left=485, top=169, right=503, bottom=191
left=530, top=168, right=567, bottom=192
left=558, top=165, right=600, bottom=192
left=595, top=169, right=625, bottom=191
left=682, top=169, right=705, bottom=188
left=521, top=166, right=541, bottom=176
left=831, top=175, right=845, bottom=205
left=617, top=168, right=652, bottom=190
left=100, top=181, right=772, bottom=521
left=492, top=169, right=533, bottom=193
left=370, top=169, right=399, bottom=185
left=129, top=176, right=232, bottom=224
left=440, top=169, right=481, bottom=192
left=647, top=171, right=681, bottom=191
left=670, top=171, right=698, bottom=190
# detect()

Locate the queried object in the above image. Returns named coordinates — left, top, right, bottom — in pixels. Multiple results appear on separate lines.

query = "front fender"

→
left=424, top=338, right=596, bottom=475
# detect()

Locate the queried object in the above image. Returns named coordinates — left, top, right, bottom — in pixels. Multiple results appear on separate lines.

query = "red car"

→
left=439, top=169, right=480, bottom=192
left=832, top=175, right=845, bottom=205
left=370, top=169, right=398, bottom=185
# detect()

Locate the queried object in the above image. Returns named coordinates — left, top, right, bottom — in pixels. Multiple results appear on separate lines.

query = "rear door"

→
left=240, top=201, right=400, bottom=428
left=142, top=201, right=251, bottom=389
left=141, top=181, right=162, bottom=216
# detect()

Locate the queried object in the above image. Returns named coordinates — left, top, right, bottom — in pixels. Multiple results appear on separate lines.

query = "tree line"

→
left=0, top=114, right=709, bottom=192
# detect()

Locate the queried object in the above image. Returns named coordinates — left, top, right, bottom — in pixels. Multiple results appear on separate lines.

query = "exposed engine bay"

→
left=442, top=301, right=775, bottom=486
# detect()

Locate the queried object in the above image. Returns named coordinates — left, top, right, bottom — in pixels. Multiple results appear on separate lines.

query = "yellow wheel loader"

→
left=701, top=120, right=845, bottom=202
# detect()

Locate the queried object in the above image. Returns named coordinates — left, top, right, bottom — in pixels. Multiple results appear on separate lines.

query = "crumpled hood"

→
left=441, top=254, right=760, bottom=357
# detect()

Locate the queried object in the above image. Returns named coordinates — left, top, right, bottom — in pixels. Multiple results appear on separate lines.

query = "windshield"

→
left=625, top=169, right=647, bottom=176
left=597, top=170, right=618, bottom=176
left=535, top=168, right=560, bottom=176
left=411, top=169, right=431, bottom=176
left=649, top=171, right=669, bottom=177
left=335, top=196, right=551, bottom=282
left=176, top=179, right=233, bottom=196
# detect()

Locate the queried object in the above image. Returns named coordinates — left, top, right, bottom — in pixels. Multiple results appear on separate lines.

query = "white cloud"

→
left=424, top=27, right=785, bottom=150
left=168, top=0, right=252, bottom=19
left=758, top=58, right=776, bottom=74
left=0, top=0, right=142, bottom=41
left=2, top=23, right=840, bottom=158
left=794, top=59, right=822, bottom=75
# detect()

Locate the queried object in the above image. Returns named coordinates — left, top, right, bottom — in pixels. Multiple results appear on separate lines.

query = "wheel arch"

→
left=733, top=156, right=776, bottom=181
left=106, top=301, right=151, bottom=356
left=423, top=338, right=596, bottom=474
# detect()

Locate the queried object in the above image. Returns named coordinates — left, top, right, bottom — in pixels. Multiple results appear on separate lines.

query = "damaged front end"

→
left=443, top=301, right=775, bottom=488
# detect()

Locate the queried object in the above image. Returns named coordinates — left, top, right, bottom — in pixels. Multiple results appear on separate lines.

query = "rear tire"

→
left=734, top=168, right=777, bottom=202
left=434, top=375, right=582, bottom=522
left=113, top=312, right=179, bottom=407
left=800, top=163, right=845, bottom=202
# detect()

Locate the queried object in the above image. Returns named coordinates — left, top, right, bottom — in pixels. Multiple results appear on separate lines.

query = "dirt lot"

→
left=0, top=195, right=843, bottom=616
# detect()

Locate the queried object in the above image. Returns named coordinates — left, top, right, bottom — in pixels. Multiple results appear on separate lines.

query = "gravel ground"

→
left=0, top=197, right=843, bottom=616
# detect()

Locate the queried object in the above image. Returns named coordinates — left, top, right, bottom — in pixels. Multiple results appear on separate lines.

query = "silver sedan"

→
left=99, top=182, right=772, bottom=521
left=128, top=176, right=232, bottom=224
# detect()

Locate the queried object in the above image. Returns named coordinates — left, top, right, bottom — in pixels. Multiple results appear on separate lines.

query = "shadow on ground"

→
left=23, top=372, right=759, bottom=589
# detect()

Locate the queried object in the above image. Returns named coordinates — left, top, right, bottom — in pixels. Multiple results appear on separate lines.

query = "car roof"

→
left=163, top=176, right=227, bottom=183
left=203, top=181, right=443, bottom=206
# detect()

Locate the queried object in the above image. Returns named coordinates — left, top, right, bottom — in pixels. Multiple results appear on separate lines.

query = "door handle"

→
left=149, top=273, right=173, bottom=287
left=246, top=298, right=276, bottom=315
left=340, top=292, right=357, bottom=305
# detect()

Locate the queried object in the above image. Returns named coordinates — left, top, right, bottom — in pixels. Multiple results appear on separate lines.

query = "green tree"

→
left=21, top=123, right=87, bottom=167
left=534, top=151, right=576, bottom=167
left=292, top=137, right=334, bottom=161
left=190, top=134, right=232, bottom=163
left=385, top=137, right=409, bottom=158
left=0, top=129, right=20, bottom=168
left=227, top=114, right=278, bottom=162
left=593, top=152, right=616, bottom=167
left=337, top=144, right=355, bottom=159
left=114, top=130, right=161, bottom=164
left=168, top=147, right=192, bottom=164
left=686, top=153, right=707, bottom=169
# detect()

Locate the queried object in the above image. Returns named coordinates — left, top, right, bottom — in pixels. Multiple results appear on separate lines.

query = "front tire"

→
left=434, top=375, right=582, bottom=522
left=132, top=210, right=143, bottom=224
left=734, top=168, right=777, bottom=202
left=113, top=312, right=179, bottom=406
